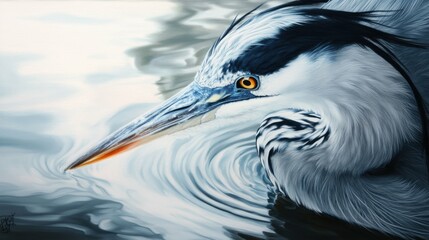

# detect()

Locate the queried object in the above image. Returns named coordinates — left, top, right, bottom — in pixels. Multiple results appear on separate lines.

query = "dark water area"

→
left=0, top=1, right=401, bottom=239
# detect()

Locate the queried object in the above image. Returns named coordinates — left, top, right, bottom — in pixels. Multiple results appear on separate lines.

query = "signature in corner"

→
left=0, top=213, right=15, bottom=233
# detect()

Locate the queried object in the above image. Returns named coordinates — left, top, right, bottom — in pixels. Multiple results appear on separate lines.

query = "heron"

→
left=66, top=0, right=429, bottom=238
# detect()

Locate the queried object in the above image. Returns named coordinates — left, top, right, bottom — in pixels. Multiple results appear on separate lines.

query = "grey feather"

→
left=249, top=2, right=429, bottom=238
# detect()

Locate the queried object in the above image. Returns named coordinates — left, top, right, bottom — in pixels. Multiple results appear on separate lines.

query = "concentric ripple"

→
left=72, top=119, right=274, bottom=239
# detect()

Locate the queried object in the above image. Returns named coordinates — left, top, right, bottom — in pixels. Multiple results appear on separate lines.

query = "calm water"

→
left=0, top=1, right=396, bottom=239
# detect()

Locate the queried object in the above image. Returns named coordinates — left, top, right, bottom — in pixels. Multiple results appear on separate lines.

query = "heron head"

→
left=66, top=4, right=423, bottom=170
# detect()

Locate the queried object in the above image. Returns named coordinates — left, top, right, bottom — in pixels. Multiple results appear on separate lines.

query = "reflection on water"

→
left=0, top=1, right=396, bottom=239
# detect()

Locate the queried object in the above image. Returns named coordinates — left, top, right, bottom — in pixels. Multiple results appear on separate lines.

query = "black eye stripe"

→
left=221, top=9, right=421, bottom=76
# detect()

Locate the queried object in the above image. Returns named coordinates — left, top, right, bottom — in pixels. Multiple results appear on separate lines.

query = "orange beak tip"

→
left=65, top=140, right=142, bottom=171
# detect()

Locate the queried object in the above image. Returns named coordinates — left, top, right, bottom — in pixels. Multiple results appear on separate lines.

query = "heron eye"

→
left=236, top=76, right=259, bottom=90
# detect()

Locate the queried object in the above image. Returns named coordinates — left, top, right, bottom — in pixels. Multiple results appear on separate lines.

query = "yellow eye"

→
left=236, top=76, right=259, bottom=90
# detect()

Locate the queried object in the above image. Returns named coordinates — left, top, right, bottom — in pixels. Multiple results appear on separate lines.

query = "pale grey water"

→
left=0, top=1, right=396, bottom=239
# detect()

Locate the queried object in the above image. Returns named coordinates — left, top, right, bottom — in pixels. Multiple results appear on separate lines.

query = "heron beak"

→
left=65, top=84, right=226, bottom=170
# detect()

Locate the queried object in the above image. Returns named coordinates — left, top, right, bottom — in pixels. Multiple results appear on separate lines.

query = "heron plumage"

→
left=244, top=1, right=429, bottom=238
left=204, top=0, right=429, bottom=238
